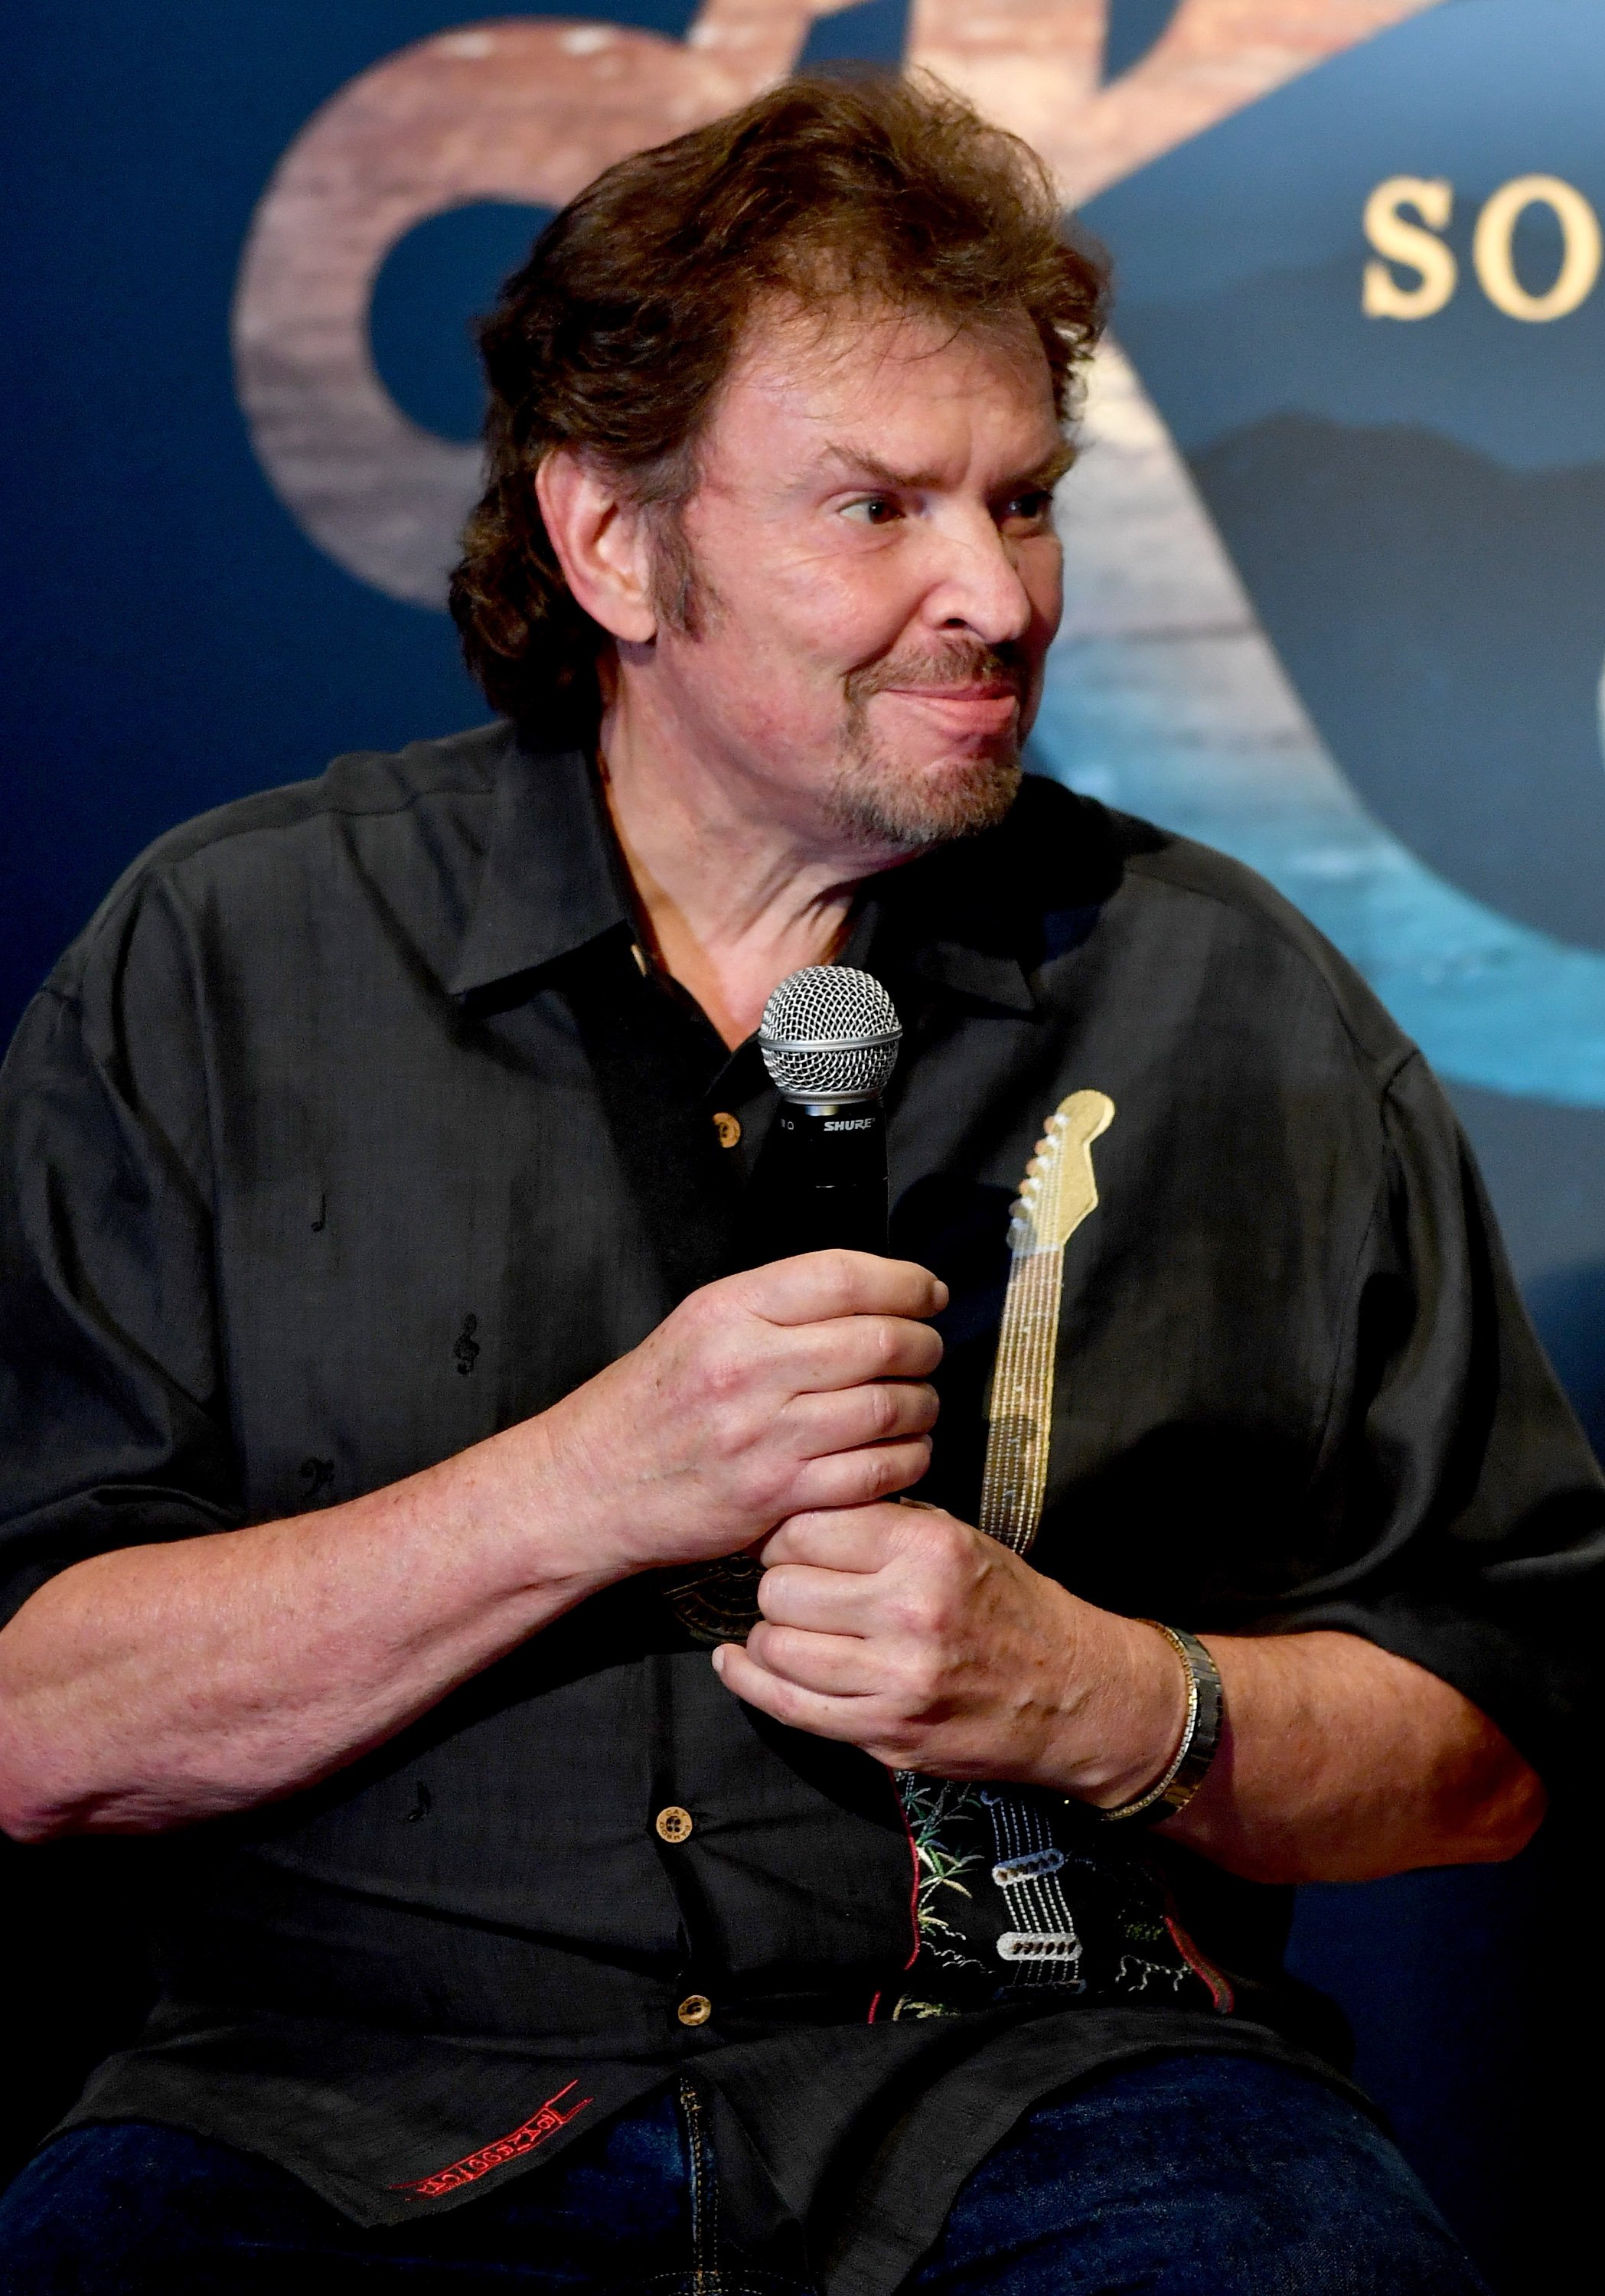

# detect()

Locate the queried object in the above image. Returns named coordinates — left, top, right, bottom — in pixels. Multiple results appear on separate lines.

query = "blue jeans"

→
left=0, top=2053, right=1489, bottom=2293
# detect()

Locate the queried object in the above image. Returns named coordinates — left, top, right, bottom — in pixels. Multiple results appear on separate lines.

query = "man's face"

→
left=644, top=298, right=1068, bottom=862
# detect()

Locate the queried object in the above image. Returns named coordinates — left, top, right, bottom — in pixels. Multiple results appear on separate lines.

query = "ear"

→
left=535, top=448, right=658, bottom=646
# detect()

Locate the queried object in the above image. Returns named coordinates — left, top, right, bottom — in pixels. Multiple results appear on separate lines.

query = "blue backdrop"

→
left=3, top=5, right=1597, bottom=2281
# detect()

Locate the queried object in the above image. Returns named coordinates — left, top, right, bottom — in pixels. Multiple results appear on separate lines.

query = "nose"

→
left=921, top=510, right=1037, bottom=649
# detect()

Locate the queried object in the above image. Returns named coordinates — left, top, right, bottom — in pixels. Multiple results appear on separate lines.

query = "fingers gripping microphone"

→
left=753, top=967, right=902, bottom=1260
left=662, top=967, right=903, bottom=1644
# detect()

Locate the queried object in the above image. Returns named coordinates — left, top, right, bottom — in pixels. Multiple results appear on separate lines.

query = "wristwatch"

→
left=1091, top=1620, right=1225, bottom=1828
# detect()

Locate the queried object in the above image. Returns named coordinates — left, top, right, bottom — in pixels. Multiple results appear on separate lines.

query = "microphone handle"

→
left=752, top=1098, right=889, bottom=1260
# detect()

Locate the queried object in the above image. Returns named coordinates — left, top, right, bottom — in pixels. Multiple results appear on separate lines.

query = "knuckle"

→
left=856, top=1450, right=902, bottom=1503
left=897, top=1587, right=944, bottom=1642
left=816, top=1247, right=856, bottom=1305
left=868, top=1383, right=899, bottom=1438
left=677, top=1287, right=725, bottom=1344
left=701, top=1347, right=749, bottom=1407
left=759, top=1668, right=804, bottom=1722
left=744, top=1462, right=794, bottom=1521
left=900, top=1638, right=948, bottom=1702
left=906, top=1667, right=941, bottom=1715
left=755, top=1565, right=793, bottom=1619
left=930, top=1516, right=969, bottom=1569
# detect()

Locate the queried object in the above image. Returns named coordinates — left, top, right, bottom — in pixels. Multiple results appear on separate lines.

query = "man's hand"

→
left=712, top=1502, right=1548, bottom=1886
left=541, top=1254, right=947, bottom=1576
left=710, top=1501, right=1183, bottom=1802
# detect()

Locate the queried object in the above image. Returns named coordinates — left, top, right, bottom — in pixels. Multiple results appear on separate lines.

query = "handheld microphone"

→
left=663, top=966, right=905, bottom=1643
left=751, top=966, right=902, bottom=1259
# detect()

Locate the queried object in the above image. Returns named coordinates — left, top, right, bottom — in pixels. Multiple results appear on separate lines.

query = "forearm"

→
left=0, top=1417, right=620, bottom=1841
left=0, top=1253, right=948, bottom=1843
left=1073, top=1617, right=1548, bottom=1885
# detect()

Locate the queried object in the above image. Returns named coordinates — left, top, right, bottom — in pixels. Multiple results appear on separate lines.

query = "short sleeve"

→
left=1280, top=1050, right=1605, bottom=1798
left=0, top=879, right=242, bottom=1630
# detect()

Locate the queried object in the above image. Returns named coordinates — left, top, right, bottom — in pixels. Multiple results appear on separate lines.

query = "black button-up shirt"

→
left=2, top=723, right=1600, bottom=2292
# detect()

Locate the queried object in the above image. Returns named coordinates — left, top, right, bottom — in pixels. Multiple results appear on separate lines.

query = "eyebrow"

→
left=811, top=440, right=1078, bottom=494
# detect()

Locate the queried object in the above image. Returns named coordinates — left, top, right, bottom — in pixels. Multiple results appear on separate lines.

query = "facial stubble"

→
left=827, top=643, right=1025, bottom=851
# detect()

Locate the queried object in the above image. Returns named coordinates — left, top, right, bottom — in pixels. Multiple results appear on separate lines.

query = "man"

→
left=0, top=72, right=1594, bottom=2294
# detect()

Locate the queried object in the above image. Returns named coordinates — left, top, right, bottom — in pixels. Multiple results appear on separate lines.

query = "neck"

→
left=597, top=668, right=898, bottom=1050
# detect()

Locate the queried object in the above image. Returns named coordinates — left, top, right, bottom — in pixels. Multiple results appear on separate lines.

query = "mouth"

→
left=878, top=684, right=1023, bottom=736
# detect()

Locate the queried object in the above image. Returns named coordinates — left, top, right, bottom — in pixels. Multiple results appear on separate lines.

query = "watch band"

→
left=1091, top=1621, right=1225, bottom=1828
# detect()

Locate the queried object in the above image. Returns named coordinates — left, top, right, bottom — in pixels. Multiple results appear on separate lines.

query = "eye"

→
left=1001, top=487, right=1055, bottom=529
left=840, top=494, right=902, bottom=527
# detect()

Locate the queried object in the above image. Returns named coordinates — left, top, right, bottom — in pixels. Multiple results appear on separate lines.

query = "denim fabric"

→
left=1, top=2055, right=1490, bottom=2294
left=907, top=2056, right=1492, bottom=2296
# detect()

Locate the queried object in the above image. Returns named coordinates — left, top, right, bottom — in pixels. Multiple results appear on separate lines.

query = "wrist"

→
left=1044, top=1608, right=1190, bottom=1808
left=1087, top=1623, right=1225, bottom=1825
left=454, top=1414, right=641, bottom=1599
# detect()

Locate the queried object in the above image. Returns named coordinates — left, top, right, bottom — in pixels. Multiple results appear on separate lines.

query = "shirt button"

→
left=677, top=1994, right=713, bottom=2027
left=654, top=1805, right=693, bottom=1844
left=712, top=1111, right=742, bottom=1149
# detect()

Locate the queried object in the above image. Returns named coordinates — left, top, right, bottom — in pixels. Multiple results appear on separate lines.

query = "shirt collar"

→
left=864, top=777, right=1123, bottom=1016
left=448, top=734, right=1116, bottom=1013
left=447, top=735, right=631, bottom=999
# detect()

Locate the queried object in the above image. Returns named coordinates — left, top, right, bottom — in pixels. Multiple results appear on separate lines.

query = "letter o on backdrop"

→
left=231, top=21, right=749, bottom=607
left=1472, top=173, right=1603, bottom=321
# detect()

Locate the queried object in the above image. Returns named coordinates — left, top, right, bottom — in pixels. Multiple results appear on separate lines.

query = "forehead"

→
left=698, top=297, right=1062, bottom=485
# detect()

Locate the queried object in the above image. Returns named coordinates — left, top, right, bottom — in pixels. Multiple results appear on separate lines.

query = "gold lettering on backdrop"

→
left=1364, top=171, right=1603, bottom=322
left=1362, top=175, right=1456, bottom=318
left=1472, top=174, right=1603, bottom=323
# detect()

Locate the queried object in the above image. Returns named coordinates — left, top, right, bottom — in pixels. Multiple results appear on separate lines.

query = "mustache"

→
left=844, top=641, right=1028, bottom=706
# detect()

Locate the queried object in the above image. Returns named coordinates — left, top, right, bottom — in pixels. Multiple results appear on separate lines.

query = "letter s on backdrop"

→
left=1362, top=176, right=1457, bottom=318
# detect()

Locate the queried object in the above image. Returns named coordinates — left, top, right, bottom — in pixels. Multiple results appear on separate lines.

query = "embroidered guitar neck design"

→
left=979, top=1091, right=1115, bottom=1557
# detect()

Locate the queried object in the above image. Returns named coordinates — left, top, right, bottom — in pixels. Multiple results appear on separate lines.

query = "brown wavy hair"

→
left=449, top=71, right=1109, bottom=741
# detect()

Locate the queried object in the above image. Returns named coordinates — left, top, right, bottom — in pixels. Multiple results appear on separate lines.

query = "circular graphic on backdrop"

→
left=231, top=18, right=753, bottom=605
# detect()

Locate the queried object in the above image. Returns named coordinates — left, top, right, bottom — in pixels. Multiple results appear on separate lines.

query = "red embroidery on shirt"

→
left=894, top=1781, right=922, bottom=1969
left=1164, top=1916, right=1236, bottom=2014
left=866, top=1772, right=924, bottom=2022
left=390, top=2080, right=594, bottom=2198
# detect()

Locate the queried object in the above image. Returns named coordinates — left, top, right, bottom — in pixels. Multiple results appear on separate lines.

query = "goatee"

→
left=825, top=745, right=1023, bottom=851
left=826, top=641, right=1026, bottom=850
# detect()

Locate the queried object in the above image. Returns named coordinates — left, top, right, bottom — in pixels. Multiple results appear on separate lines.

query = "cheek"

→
left=1021, top=540, right=1063, bottom=640
left=710, top=550, right=907, bottom=694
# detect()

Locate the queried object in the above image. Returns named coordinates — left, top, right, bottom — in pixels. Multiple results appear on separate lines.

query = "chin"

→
left=827, top=744, right=1023, bottom=853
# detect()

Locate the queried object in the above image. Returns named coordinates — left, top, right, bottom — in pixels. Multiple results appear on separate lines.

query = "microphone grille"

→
left=758, top=966, right=902, bottom=1103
